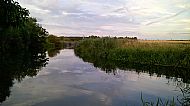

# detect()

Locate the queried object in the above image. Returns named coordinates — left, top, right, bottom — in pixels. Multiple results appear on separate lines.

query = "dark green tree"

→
left=0, top=0, right=49, bottom=103
left=0, top=0, right=29, bottom=29
left=0, top=0, right=48, bottom=53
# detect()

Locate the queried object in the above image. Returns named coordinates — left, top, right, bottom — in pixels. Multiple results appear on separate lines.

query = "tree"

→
left=0, top=1, right=49, bottom=103
left=0, top=0, right=48, bottom=53
left=0, top=0, right=29, bottom=29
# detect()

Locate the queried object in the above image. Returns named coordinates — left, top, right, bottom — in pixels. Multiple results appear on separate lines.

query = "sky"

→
left=17, top=0, right=190, bottom=40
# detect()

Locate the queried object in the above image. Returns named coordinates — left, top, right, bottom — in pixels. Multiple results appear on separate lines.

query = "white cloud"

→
left=22, top=4, right=51, bottom=14
left=16, top=0, right=190, bottom=39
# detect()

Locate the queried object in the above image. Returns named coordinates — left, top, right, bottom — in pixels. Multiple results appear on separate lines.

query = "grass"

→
left=74, top=37, right=190, bottom=105
left=75, top=38, right=190, bottom=68
left=141, top=93, right=176, bottom=106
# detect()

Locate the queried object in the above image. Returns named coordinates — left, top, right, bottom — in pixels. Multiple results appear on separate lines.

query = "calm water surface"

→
left=1, top=49, right=187, bottom=106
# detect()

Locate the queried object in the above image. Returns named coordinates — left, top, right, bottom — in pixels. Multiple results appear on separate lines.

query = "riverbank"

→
left=2, top=49, right=187, bottom=106
left=74, top=38, right=190, bottom=68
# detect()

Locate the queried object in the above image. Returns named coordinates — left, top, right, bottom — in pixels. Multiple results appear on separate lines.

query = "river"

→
left=1, top=49, right=188, bottom=106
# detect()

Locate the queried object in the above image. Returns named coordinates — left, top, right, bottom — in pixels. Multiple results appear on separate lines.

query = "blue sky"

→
left=17, top=0, right=190, bottom=39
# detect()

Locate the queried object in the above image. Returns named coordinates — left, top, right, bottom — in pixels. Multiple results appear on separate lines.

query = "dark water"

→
left=1, top=49, right=189, bottom=106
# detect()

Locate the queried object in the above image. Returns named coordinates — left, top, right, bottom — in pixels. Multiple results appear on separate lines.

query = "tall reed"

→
left=75, top=38, right=190, bottom=68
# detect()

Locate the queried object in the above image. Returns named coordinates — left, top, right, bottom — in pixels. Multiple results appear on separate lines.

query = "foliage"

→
left=46, top=35, right=63, bottom=49
left=75, top=37, right=118, bottom=60
left=47, top=48, right=61, bottom=57
left=74, top=38, right=190, bottom=83
left=0, top=47, right=48, bottom=103
left=0, top=0, right=49, bottom=103
left=141, top=93, right=176, bottom=106
left=75, top=38, right=190, bottom=68
left=0, top=0, right=48, bottom=53
left=75, top=38, right=190, bottom=105
left=0, top=0, right=29, bottom=29
left=178, top=85, right=190, bottom=106
left=64, top=37, right=84, bottom=42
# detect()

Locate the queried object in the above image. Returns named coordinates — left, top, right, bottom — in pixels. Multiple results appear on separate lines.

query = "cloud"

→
left=16, top=0, right=190, bottom=39
left=23, top=4, right=51, bottom=14
left=145, top=9, right=188, bottom=26
left=100, top=25, right=114, bottom=30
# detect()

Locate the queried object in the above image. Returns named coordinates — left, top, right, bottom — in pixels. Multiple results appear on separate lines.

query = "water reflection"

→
left=0, top=49, right=48, bottom=103
left=75, top=50, right=190, bottom=105
left=178, top=85, right=190, bottom=106
left=47, top=48, right=61, bottom=57
left=75, top=51, right=190, bottom=83
left=1, top=48, right=190, bottom=105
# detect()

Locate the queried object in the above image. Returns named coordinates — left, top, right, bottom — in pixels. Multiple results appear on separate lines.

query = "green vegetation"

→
left=75, top=38, right=190, bottom=68
left=0, top=0, right=48, bottom=54
left=0, top=44, right=48, bottom=103
left=46, top=35, right=64, bottom=49
left=178, top=86, right=190, bottom=106
left=141, top=87, right=190, bottom=106
left=0, top=0, right=48, bottom=103
left=64, top=37, right=84, bottom=42
left=75, top=38, right=190, bottom=83
left=46, top=35, right=84, bottom=49
left=74, top=37, right=190, bottom=105
left=141, top=93, right=176, bottom=106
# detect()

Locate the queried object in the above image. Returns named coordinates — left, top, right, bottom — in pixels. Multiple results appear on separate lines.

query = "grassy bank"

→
left=75, top=38, right=190, bottom=68
left=74, top=38, right=190, bottom=105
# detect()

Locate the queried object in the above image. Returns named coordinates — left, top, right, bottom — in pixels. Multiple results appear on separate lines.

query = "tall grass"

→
left=74, top=38, right=190, bottom=105
left=75, top=38, right=190, bottom=68
left=141, top=93, right=176, bottom=106
left=75, top=37, right=118, bottom=62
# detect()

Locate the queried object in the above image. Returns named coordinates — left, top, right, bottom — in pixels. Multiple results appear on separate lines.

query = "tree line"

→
left=0, top=0, right=49, bottom=103
left=0, top=0, right=48, bottom=53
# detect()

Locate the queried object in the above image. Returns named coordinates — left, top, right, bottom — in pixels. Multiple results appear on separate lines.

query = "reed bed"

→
left=74, top=38, right=190, bottom=105
left=75, top=38, right=190, bottom=68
